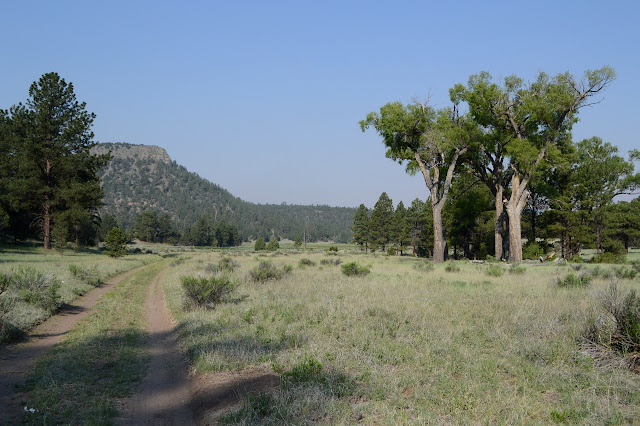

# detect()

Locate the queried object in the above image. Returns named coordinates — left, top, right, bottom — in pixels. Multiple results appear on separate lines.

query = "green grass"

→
left=16, top=260, right=168, bottom=424
left=161, top=251, right=640, bottom=424
left=0, top=244, right=161, bottom=341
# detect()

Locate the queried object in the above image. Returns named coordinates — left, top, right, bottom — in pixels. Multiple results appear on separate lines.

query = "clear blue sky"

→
left=2, top=1, right=637, bottom=208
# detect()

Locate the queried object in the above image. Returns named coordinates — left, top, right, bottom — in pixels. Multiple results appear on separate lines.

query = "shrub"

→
left=568, top=254, right=584, bottom=263
left=386, top=247, right=397, bottom=256
left=9, top=267, right=61, bottom=313
left=69, top=264, right=102, bottom=286
left=614, top=267, right=637, bottom=280
left=584, top=281, right=640, bottom=370
left=320, top=258, right=342, bottom=266
left=413, top=261, right=434, bottom=272
left=341, top=262, right=370, bottom=277
left=509, top=264, right=526, bottom=275
left=522, top=242, right=546, bottom=260
left=180, top=274, right=237, bottom=309
left=592, top=251, right=626, bottom=264
left=327, top=246, right=339, bottom=252
left=556, top=272, right=591, bottom=288
left=592, top=266, right=612, bottom=279
left=445, top=262, right=460, bottom=273
left=254, top=237, right=266, bottom=251
left=266, top=237, right=280, bottom=252
left=298, top=258, right=316, bottom=267
left=205, top=257, right=239, bottom=274
left=485, top=264, right=505, bottom=277
left=249, top=260, right=291, bottom=282
left=283, top=355, right=323, bottom=384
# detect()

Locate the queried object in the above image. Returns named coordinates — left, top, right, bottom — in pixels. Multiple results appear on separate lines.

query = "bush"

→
left=592, top=251, right=626, bottom=264
left=413, top=261, right=434, bottom=272
left=445, top=262, right=460, bottom=273
left=614, top=267, right=637, bottom=280
left=254, top=237, right=266, bottom=251
left=327, top=246, right=339, bottom=252
left=283, top=355, right=323, bottom=384
left=298, top=258, right=316, bottom=267
left=69, top=264, right=102, bottom=286
left=105, top=227, right=127, bottom=257
left=249, top=260, right=291, bottom=282
left=485, top=265, right=505, bottom=277
left=320, top=258, right=342, bottom=266
left=386, top=247, right=397, bottom=256
left=509, top=264, right=526, bottom=275
left=522, top=242, right=546, bottom=260
left=180, top=274, right=237, bottom=309
left=205, top=257, right=239, bottom=274
left=266, top=237, right=280, bottom=252
left=556, top=272, right=591, bottom=288
left=584, top=281, right=640, bottom=369
left=341, top=262, right=370, bottom=277
left=7, top=267, right=61, bottom=313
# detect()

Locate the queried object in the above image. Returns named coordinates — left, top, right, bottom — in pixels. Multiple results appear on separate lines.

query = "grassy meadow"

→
left=163, top=248, right=640, bottom=424
left=0, top=243, right=162, bottom=341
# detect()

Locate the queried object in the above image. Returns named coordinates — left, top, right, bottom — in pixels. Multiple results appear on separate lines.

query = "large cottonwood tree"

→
left=361, top=101, right=472, bottom=262
left=455, top=66, right=616, bottom=262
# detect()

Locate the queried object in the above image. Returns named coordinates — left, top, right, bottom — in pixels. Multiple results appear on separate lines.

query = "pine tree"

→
left=351, top=204, right=370, bottom=252
left=369, top=192, right=394, bottom=251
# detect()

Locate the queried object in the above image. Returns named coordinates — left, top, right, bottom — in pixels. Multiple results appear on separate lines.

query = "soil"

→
left=1, top=264, right=280, bottom=425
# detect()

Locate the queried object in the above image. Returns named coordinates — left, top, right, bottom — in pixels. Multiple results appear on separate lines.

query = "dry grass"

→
left=161, top=251, right=640, bottom=424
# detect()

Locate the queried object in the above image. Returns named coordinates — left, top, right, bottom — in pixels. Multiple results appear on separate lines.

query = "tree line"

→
left=361, top=66, right=639, bottom=262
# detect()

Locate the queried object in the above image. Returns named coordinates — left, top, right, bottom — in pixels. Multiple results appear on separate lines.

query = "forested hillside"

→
left=94, top=142, right=355, bottom=242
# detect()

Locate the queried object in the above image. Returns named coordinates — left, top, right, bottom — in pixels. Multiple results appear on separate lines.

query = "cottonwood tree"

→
left=455, top=67, right=616, bottom=262
left=361, top=101, right=472, bottom=262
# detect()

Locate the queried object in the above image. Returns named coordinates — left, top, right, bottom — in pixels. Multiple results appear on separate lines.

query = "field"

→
left=2, top=244, right=640, bottom=423
left=162, top=248, right=640, bottom=424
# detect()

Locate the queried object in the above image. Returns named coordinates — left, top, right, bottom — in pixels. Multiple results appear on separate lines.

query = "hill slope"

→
left=94, top=142, right=354, bottom=242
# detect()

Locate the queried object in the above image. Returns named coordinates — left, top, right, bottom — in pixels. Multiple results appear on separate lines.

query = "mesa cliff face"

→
left=93, top=142, right=354, bottom=242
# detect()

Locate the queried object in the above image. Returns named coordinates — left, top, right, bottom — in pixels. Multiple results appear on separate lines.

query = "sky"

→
left=1, top=1, right=638, bottom=208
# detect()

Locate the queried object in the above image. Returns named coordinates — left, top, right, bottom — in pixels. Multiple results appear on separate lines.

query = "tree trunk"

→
left=505, top=174, right=529, bottom=263
left=432, top=204, right=447, bottom=262
left=494, top=185, right=504, bottom=260
left=43, top=157, right=52, bottom=250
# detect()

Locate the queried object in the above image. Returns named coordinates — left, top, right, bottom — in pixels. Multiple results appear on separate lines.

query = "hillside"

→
left=93, top=142, right=355, bottom=242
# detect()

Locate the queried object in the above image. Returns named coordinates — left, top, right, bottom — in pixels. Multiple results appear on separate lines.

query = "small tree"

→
left=294, top=234, right=303, bottom=249
left=254, top=237, right=266, bottom=251
left=105, top=227, right=127, bottom=257
left=267, top=236, right=280, bottom=251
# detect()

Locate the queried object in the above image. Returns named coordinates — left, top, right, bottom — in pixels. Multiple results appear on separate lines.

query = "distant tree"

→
left=98, top=213, right=119, bottom=242
left=293, top=234, right=303, bottom=249
left=266, top=235, right=280, bottom=251
left=134, top=210, right=160, bottom=242
left=254, top=237, right=266, bottom=251
left=105, top=227, right=127, bottom=257
left=157, top=213, right=177, bottom=244
left=351, top=204, right=370, bottom=252
left=1, top=73, right=110, bottom=249
left=408, top=198, right=433, bottom=257
left=369, top=192, right=394, bottom=251
left=605, top=198, right=640, bottom=252
left=393, top=201, right=411, bottom=255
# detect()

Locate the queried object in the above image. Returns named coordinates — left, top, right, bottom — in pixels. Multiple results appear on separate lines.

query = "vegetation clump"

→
left=485, top=264, right=505, bottom=277
left=413, top=261, right=434, bottom=272
left=583, top=281, right=640, bottom=371
left=69, top=264, right=102, bottom=286
left=614, top=266, right=637, bottom=280
left=298, top=258, right=316, bottom=267
left=445, top=262, right=460, bottom=273
left=205, top=256, right=239, bottom=274
left=320, top=258, right=342, bottom=266
left=105, top=227, right=128, bottom=257
left=254, top=238, right=266, bottom=251
left=341, top=262, right=370, bottom=277
left=266, top=237, right=280, bottom=252
left=509, top=264, right=526, bottom=275
left=556, top=272, right=592, bottom=288
left=180, top=274, right=237, bottom=309
left=249, top=260, right=291, bottom=282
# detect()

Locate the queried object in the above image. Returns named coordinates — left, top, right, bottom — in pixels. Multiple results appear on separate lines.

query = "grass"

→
left=161, top=251, right=640, bottom=424
left=0, top=244, right=161, bottom=341
left=15, top=260, right=168, bottom=424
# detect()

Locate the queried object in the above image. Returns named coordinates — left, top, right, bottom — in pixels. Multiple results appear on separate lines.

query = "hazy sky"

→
left=2, top=1, right=638, bottom=208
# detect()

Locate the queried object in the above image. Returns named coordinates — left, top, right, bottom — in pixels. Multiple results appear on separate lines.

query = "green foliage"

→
left=180, top=274, right=237, bottom=309
left=369, top=192, right=395, bottom=251
left=413, top=261, right=434, bottom=272
left=326, top=245, right=339, bottom=252
left=249, top=260, right=290, bottom=282
left=556, top=272, right=591, bottom=288
left=522, top=242, right=547, bottom=260
left=4, top=267, right=61, bottom=313
left=614, top=267, right=637, bottom=280
left=105, top=227, right=127, bottom=257
left=266, top=236, right=280, bottom=252
left=340, top=262, right=370, bottom=277
left=485, top=265, right=505, bottom=277
left=293, top=235, right=302, bottom=249
left=205, top=257, right=239, bottom=274
left=69, top=264, right=102, bottom=286
left=319, top=258, right=342, bottom=266
left=445, top=262, right=460, bottom=273
left=386, top=246, right=397, bottom=256
left=298, top=258, right=316, bottom=267
left=508, top=264, right=526, bottom=275
left=283, top=355, right=323, bottom=384
left=351, top=204, right=370, bottom=250
left=254, top=237, right=266, bottom=251
left=591, top=251, right=626, bottom=264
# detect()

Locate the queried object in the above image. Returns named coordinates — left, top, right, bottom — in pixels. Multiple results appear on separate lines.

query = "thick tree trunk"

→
left=432, top=204, right=447, bottom=262
left=494, top=186, right=504, bottom=259
left=505, top=174, right=529, bottom=263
